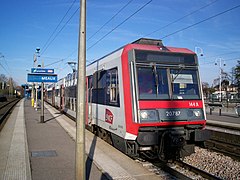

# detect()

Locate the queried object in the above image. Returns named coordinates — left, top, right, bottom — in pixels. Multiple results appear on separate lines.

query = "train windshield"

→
left=137, top=67, right=169, bottom=99
left=170, top=68, right=200, bottom=99
left=137, top=66, right=200, bottom=100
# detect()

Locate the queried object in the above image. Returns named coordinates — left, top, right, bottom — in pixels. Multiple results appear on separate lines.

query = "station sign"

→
left=27, top=73, right=58, bottom=83
left=31, top=68, right=54, bottom=74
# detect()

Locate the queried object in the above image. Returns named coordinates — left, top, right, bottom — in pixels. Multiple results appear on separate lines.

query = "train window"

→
left=170, top=69, right=200, bottom=99
left=91, top=67, right=119, bottom=107
left=88, top=76, right=93, bottom=103
left=74, top=99, right=77, bottom=111
left=65, top=97, right=70, bottom=109
left=47, top=91, right=52, bottom=99
left=88, top=76, right=93, bottom=89
left=93, top=70, right=107, bottom=89
left=135, top=50, right=196, bottom=65
left=107, top=68, right=119, bottom=105
left=55, top=89, right=60, bottom=97
left=137, top=67, right=169, bottom=100
left=92, top=70, right=107, bottom=105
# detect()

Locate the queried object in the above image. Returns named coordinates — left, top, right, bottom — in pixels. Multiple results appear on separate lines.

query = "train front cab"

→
left=121, top=39, right=210, bottom=160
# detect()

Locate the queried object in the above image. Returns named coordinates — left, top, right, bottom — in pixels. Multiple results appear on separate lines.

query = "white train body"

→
left=45, top=38, right=210, bottom=160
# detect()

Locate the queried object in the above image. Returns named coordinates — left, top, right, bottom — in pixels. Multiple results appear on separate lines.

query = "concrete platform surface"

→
left=1, top=99, right=163, bottom=180
left=25, top=99, right=108, bottom=180
left=0, top=100, right=31, bottom=180
left=44, top=102, right=161, bottom=180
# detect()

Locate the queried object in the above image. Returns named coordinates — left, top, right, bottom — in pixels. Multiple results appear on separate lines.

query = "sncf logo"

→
left=105, top=109, right=113, bottom=124
left=189, top=102, right=199, bottom=107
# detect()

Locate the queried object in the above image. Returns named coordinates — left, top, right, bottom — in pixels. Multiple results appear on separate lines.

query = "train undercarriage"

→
left=87, top=124, right=210, bottom=161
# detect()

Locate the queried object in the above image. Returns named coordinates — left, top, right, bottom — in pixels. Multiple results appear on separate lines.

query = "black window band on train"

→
left=134, top=50, right=197, bottom=65
left=90, top=67, right=120, bottom=107
left=133, top=49, right=201, bottom=100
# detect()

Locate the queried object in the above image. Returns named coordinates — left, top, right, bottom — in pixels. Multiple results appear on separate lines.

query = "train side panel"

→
left=86, top=49, right=127, bottom=139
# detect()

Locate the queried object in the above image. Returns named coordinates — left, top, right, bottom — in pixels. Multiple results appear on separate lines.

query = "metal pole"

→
left=219, top=59, right=222, bottom=102
left=40, top=59, right=44, bottom=123
left=40, top=83, right=44, bottom=122
left=33, top=53, right=37, bottom=107
left=31, top=83, right=34, bottom=107
left=35, top=85, right=38, bottom=110
left=76, top=0, right=86, bottom=179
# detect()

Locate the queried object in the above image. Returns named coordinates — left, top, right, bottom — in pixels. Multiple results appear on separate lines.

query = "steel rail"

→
left=0, top=98, right=20, bottom=130
left=153, top=161, right=192, bottom=180
left=175, top=160, right=223, bottom=180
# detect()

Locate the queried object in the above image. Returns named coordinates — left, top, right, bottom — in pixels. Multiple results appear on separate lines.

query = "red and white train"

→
left=45, top=38, right=210, bottom=160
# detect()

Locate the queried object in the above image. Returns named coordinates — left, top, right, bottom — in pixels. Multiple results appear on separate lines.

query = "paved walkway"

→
left=0, top=100, right=31, bottom=180
left=24, top=99, right=107, bottom=180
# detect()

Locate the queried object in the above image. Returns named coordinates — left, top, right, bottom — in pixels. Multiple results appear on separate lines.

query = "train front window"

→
left=170, top=69, right=200, bottom=99
left=137, top=67, right=169, bottom=99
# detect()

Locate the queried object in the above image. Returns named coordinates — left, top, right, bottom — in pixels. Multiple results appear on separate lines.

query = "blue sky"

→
left=0, top=0, right=240, bottom=86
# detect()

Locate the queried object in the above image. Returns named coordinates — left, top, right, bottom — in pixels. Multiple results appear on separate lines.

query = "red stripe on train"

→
left=139, top=100, right=203, bottom=109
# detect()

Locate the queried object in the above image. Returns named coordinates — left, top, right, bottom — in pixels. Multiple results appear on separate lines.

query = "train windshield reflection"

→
left=137, top=66, right=200, bottom=100
left=137, top=67, right=169, bottom=99
left=171, top=69, right=200, bottom=99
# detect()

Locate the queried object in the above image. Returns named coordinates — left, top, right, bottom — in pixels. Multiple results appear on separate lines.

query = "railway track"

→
left=0, top=98, right=20, bottom=130
left=174, top=160, right=222, bottom=179
left=153, top=161, right=192, bottom=179
left=205, top=139, right=240, bottom=160
left=205, top=126, right=240, bottom=160
left=136, top=158, right=223, bottom=179
left=47, top=101, right=238, bottom=179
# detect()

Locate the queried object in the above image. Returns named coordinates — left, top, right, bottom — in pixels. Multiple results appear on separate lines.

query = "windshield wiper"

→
left=152, top=64, right=159, bottom=95
left=171, top=64, right=185, bottom=83
left=171, top=64, right=185, bottom=100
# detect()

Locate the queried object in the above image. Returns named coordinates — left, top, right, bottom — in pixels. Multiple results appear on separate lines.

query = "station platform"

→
left=0, top=99, right=160, bottom=180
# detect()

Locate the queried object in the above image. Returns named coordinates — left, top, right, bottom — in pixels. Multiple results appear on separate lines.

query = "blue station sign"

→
left=27, top=73, right=58, bottom=83
left=31, top=68, right=54, bottom=74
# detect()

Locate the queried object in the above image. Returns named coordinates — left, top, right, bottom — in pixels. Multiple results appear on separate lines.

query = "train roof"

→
left=88, top=38, right=195, bottom=66
left=131, top=38, right=163, bottom=46
left=128, top=38, right=195, bottom=54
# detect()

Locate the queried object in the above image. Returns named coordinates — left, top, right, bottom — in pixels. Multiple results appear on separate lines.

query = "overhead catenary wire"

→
left=41, top=6, right=80, bottom=55
left=87, top=0, right=152, bottom=51
left=45, top=59, right=64, bottom=67
left=0, top=63, right=11, bottom=76
left=42, top=1, right=135, bottom=67
left=45, top=0, right=215, bottom=66
left=42, top=2, right=240, bottom=72
left=160, top=4, right=240, bottom=39
left=200, top=57, right=240, bottom=65
left=144, top=0, right=219, bottom=37
left=0, top=56, right=11, bottom=76
left=200, top=51, right=240, bottom=63
left=41, top=0, right=77, bottom=54
left=2, top=57, right=11, bottom=75
left=87, top=0, right=134, bottom=41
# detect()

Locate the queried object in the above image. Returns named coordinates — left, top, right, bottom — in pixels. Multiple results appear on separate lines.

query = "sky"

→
left=0, top=0, right=240, bottom=86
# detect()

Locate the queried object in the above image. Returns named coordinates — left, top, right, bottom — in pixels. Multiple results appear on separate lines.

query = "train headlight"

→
left=193, top=110, right=201, bottom=117
left=139, top=110, right=159, bottom=122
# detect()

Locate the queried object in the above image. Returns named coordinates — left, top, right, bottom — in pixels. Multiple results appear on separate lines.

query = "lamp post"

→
left=215, top=58, right=226, bottom=102
left=0, top=54, right=5, bottom=90
left=34, top=47, right=40, bottom=110
left=195, top=47, right=204, bottom=57
left=67, top=61, right=77, bottom=73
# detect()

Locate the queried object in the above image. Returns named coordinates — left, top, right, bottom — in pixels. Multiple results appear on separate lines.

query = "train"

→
left=45, top=38, right=210, bottom=160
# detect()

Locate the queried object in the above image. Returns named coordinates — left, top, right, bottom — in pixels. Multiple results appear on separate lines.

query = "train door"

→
left=87, top=76, right=93, bottom=126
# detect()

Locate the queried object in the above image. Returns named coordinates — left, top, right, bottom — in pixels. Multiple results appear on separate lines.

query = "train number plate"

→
left=166, top=110, right=181, bottom=117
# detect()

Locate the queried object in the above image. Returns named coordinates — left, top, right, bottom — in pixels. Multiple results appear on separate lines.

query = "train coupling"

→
left=164, top=131, right=186, bottom=147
